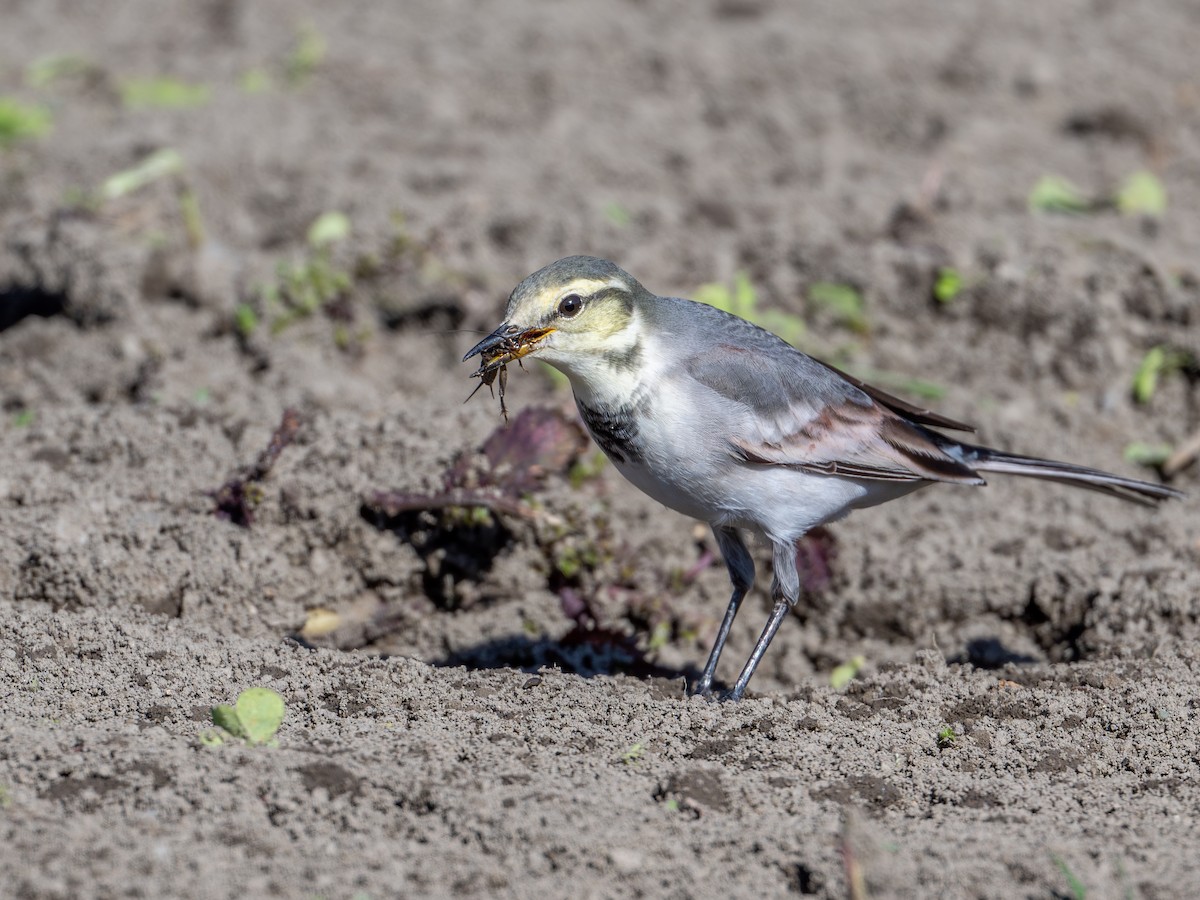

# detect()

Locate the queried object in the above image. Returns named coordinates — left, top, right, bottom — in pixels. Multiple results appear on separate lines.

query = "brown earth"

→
left=1, top=1, right=1199, bottom=897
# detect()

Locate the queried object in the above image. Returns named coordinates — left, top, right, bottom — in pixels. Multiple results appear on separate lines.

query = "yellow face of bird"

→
left=464, top=256, right=645, bottom=371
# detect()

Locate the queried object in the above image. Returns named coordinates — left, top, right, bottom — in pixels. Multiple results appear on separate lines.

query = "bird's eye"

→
left=558, top=293, right=584, bottom=318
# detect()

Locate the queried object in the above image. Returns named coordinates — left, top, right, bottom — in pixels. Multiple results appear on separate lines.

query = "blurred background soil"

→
left=1, top=0, right=1198, bottom=897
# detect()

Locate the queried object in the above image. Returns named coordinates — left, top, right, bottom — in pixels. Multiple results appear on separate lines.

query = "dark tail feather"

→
left=958, top=445, right=1183, bottom=507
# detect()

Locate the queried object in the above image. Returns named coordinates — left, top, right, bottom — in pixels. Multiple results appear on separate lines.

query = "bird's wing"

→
left=810, top=358, right=975, bottom=433
left=683, top=342, right=984, bottom=485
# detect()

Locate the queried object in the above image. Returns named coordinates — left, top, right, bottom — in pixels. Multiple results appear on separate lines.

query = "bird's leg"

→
left=726, top=538, right=800, bottom=701
left=692, top=527, right=754, bottom=697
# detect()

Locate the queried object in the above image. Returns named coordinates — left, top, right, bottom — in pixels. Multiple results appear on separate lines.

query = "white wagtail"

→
left=464, top=256, right=1182, bottom=700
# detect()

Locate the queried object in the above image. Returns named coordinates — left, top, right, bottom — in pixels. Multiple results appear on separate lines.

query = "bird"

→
left=463, top=256, right=1183, bottom=700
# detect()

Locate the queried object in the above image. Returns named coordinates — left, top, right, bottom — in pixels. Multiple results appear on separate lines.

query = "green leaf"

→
left=178, top=188, right=205, bottom=247
left=695, top=274, right=806, bottom=345
left=1132, top=346, right=1167, bottom=404
left=808, top=282, right=867, bottom=333
left=286, top=23, right=327, bottom=83
left=647, top=620, right=672, bottom=652
left=829, top=654, right=864, bottom=690
left=211, top=704, right=246, bottom=739
left=1029, top=175, right=1091, bottom=214
left=307, top=211, right=351, bottom=248
left=0, top=98, right=52, bottom=149
left=1115, top=170, right=1166, bottom=217
left=695, top=272, right=757, bottom=318
left=101, top=149, right=185, bottom=200
left=235, top=687, right=285, bottom=745
left=1052, top=855, right=1089, bottom=900
left=26, top=55, right=91, bottom=88
left=603, top=202, right=631, bottom=227
left=234, top=304, right=259, bottom=337
left=121, top=77, right=210, bottom=110
left=239, top=68, right=272, bottom=94
left=933, top=268, right=963, bottom=304
left=1123, top=442, right=1172, bottom=467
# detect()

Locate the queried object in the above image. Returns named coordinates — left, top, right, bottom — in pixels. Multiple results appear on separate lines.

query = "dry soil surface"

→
left=2, top=1, right=1199, bottom=897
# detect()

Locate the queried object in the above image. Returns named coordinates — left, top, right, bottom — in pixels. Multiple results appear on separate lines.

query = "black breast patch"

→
left=577, top=400, right=641, bottom=465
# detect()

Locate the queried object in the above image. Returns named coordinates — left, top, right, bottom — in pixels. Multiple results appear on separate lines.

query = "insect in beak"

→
left=463, top=324, right=554, bottom=422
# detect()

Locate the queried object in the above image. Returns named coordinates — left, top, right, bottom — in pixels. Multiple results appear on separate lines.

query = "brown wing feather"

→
left=677, top=326, right=980, bottom=483
left=813, top=359, right=975, bottom=433
left=730, top=400, right=985, bottom=485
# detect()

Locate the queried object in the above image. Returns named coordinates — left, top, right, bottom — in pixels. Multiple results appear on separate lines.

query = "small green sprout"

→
left=1115, top=170, right=1166, bottom=217
left=178, top=187, right=205, bottom=248
left=11, top=409, right=35, bottom=428
left=1123, top=442, right=1172, bottom=467
left=554, top=544, right=598, bottom=580
left=695, top=272, right=807, bottom=346
left=621, top=743, right=645, bottom=764
left=260, top=211, right=356, bottom=333
left=936, top=725, right=957, bottom=749
left=568, top=452, right=609, bottom=488
left=1029, top=170, right=1167, bottom=218
left=695, top=271, right=757, bottom=320
left=1029, top=175, right=1092, bottom=214
left=307, top=211, right=351, bottom=248
left=234, top=303, right=259, bottom=337
left=97, top=149, right=206, bottom=247
left=201, top=687, right=286, bottom=747
left=646, top=620, right=672, bottom=653
left=120, top=77, right=211, bottom=110
left=62, top=186, right=100, bottom=211
left=1052, top=854, right=1088, bottom=900
left=101, top=149, right=186, bottom=201
left=239, top=68, right=272, bottom=94
left=808, top=282, right=868, bottom=334
left=26, top=55, right=92, bottom=88
left=933, top=267, right=964, bottom=304
left=604, top=202, right=632, bottom=227
left=0, top=98, right=52, bottom=149
left=286, top=23, right=327, bottom=83
left=263, top=256, right=352, bottom=332
left=829, top=655, right=864, bottom=690
left=1131, top=346, right=1189, bottom=404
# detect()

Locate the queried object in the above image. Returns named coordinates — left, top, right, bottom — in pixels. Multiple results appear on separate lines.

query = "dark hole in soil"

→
left=950, top=637, right=1039, bottom=669
left=435, top=632, right=689, bottom=681
left=0, top=284, right=68, bottom=332
left=359, top=504, right=512, bottom=609
left=376, top=298, right=464, bottom=332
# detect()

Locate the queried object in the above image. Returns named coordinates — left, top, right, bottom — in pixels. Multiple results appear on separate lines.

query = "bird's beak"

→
left=462, top=323, right=554, bottom=364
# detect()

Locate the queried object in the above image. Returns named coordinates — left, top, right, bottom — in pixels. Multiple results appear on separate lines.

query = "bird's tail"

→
left=951, top=444, right=1183, bottom=506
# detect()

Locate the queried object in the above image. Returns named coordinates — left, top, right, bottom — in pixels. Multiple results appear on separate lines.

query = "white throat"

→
left=539, top=309, right=649, bottom=409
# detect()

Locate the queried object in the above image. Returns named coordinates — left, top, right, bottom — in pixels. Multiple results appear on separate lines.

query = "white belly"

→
left=608, top=429, right=923, bottom=543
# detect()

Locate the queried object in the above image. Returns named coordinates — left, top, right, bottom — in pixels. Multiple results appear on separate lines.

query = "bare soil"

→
left=2, top=1, right=1199, bottom=897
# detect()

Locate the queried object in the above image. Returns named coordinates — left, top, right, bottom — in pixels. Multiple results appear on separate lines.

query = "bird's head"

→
left=463, top=256, right=650, bottom=385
